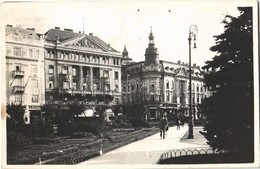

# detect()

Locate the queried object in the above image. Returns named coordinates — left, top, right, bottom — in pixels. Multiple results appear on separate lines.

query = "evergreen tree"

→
left=201, top=7, right=253, bottom=154
left=68, top=100, right=85, bottom=118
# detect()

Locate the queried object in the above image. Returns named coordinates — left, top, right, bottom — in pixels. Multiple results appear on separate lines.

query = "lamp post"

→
left=188, top=25, right=198, bottom=139
left=126, top=75, right=130, bottom=103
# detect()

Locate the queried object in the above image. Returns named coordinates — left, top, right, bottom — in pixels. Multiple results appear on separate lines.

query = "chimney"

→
left=64, top=28, right=73, bottom=32
left=79, top=31, right=81, bottom=34
left=182, top=62, right=185, bottom=65
left=193, top=63, right=196, bottom=67
left=7, top=24, right=13, bottom=27
left=55, top=27, right=60, bottom=30
left=27, top=28, right=35, bottom=31
left=177, top=60, right=181, bottom=64
left=89, top=33, right=93, bottom=36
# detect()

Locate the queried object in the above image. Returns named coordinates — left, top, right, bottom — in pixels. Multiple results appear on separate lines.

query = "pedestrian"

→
left=176, top=115, right=181, bottom=130
left=159, top=115, right=168, bottom=139
left=180, top=115, right=184, bottom=127
left=165, top=115, right=169, bottom=135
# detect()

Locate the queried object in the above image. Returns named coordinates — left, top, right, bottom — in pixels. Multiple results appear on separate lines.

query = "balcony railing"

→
left=58, top=89, right=114, bottom=96
left=13, top=86, right=25, bottom=93
left=12, top=70, right=24, bottom=77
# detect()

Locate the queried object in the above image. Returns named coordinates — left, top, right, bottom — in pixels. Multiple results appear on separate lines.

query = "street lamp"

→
left=188, top=25, right=198, bottom=139
left=126, top=75, right=130, bottom=103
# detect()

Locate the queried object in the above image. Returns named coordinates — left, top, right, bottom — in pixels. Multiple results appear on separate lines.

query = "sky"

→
left=1, top=0, right=254, bottom=67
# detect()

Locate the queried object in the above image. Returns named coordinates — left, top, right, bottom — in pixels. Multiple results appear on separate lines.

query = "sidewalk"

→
left=79, top=125, right=209, bottom=165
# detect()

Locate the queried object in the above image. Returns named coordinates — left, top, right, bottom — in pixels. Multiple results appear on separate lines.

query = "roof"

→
left=44, top=28, right=80, bottom=42
left=44, top=28, right=118, bottom=52
left=6, top=26, right=41, bottom=40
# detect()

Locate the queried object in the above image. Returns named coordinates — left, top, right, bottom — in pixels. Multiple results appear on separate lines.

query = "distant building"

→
left=121, top=29, right=210, bottom=121
left=5, top=25, right=45, bottom=122
left=43, top=27, right=122, bottom=121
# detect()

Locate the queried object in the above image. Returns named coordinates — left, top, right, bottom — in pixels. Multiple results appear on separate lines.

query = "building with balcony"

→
left=44, top=27, right=122, bottom=119
left=122, top=29, right=210, bottom=121
left=5, top=25, right=45, bottom=121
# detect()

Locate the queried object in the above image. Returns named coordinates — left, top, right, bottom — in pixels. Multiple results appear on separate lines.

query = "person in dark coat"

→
left=176, top=115, right=181, bottom=130
left=159, top=115, right=168, bottom=139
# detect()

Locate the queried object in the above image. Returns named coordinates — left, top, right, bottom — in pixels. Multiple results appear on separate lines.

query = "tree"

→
left=201, top=7, right=253, bottom=154
left=68, top=100, right=85, bottom=118
left=40, top=103, right=57, bottom=124
left=6, top=103, right=25, bottom=131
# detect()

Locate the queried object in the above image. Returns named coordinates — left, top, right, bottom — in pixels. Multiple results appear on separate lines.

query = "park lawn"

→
left=7, top=128, right=159, bottom=164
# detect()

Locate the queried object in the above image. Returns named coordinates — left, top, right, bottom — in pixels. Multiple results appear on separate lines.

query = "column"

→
left=79, top=66, right=83, bottom=91
left=89, top=67, right=93, bottom=91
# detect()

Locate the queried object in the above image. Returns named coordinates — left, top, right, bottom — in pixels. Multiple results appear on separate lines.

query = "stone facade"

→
left=5, top=25, right=45, bottom=122
left=121, top=29, right=210, bottom=121
left=44, top=27, right=122, bottom=115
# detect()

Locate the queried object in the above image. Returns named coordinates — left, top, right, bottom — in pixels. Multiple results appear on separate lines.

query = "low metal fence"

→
left=158, top=147, right=227, bottom=163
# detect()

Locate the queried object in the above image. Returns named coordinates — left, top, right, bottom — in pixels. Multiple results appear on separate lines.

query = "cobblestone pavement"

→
left=79, top=125, right=209, bottom=165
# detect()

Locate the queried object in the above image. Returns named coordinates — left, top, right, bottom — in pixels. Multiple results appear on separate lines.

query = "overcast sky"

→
left=2, top=0, right=255, bottom=67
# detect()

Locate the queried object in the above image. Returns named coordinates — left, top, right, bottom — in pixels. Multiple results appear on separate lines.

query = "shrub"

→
left=72, top=122, right=100, bottom=136
left=131, top=119, right=150, bottom=128
left=7, top=131, right=32, bottom=146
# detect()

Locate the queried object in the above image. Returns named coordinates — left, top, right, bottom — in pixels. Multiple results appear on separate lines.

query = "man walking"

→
left=159, top=114, right=168, bottom=139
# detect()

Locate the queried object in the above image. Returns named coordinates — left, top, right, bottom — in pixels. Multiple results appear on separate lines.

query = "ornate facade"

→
left=44, top=27, right=122, bottom=116
left=122, top=29, right=209, bottom=120
left=5, top=25, right=45, bottom=122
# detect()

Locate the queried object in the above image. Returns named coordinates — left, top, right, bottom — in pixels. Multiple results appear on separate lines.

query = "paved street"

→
left=79, top=125, right=209, bottom=165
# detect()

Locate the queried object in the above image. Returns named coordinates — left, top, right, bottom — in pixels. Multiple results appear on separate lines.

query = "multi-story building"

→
left=5, top=25, right=45, bottom=122
left=121, top=29, right=209, bottom=121
left=44, top=27, right=122, bottom=119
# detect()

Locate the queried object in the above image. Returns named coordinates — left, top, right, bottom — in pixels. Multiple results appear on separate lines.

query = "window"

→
left=197, top=96, right=200, bottom=103
left=103, top=70, right=109, bottom=78
left=49, top=81, right=54, bottom=89
left=31, top=65, right=38, bottom=74
left=72, top=82, right=77, bottom=90
left=166, top=80, right=169, bottom=89
left=113, top=58, right=116, bottom=65
left=36, top=50, right=39, bottom=58
left=115, top=98, right=119, bottom=104
left=166, top=91, right=170, bottom=102
left=48, top=65, right=54, bottom=74
left=14, top=47, right=22, bottom=56
left=15, top=65, right=20, bottom=71
left=32, top=95, right=39, bottom=103
left=115, top=71, right=119, bottom=80
left=114, top=85, right=119, bottom=92
left=62, top=66, right=68, bottom=74
left=68, top=53, right=72, bottom=60
left=197, top=84, right=199, bottom=92
left=14, top=94, right=22, bottom=104
left=29, top=49, right=33, bottom=58
left=63, top=81, right=69, bottom=89
left=72, top=68, right=77, bottom=76
left=201, top=85, right=203, bottom=92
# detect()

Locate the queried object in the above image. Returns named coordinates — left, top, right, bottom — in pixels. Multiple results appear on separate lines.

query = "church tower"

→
left=144, top=27, right=159, bottom=66
left=121, top=44, right=132, bottom=66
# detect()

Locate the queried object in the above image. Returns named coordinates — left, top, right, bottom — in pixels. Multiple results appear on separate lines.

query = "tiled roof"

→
left=44, top=28, right=118, bottom=52
left=88, top=35, right=118, bottom=52
left=6, top=26, right=41, bottom=40
left=44, top=29, right=80, bottom=43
